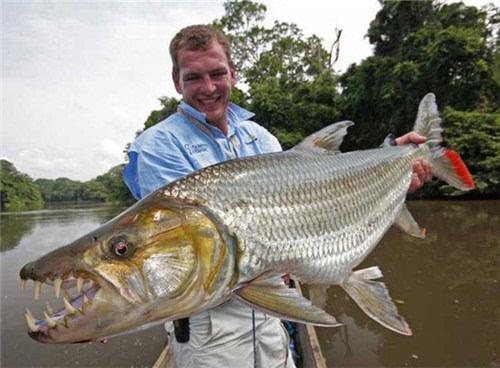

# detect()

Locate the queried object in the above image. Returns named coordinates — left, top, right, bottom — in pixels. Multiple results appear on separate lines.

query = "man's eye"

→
left=184, top=75, right=199, bottom=81
left=212, top=71, right=226, bottom=79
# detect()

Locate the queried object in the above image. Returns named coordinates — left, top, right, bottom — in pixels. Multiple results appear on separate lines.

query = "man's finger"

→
left=395, top=132, right=427, bottom=146
left=408, top=173, right=422, bottom=193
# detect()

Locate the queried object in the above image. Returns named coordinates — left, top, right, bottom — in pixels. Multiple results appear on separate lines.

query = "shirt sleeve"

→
left=123, top=130, right=194, bottom=200
left=251, top=123, right=283, bottom=153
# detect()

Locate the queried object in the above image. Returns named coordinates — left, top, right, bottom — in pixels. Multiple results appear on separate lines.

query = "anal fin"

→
left=395, top=204, right=426, bottom=239
left=341, top=266, right=412, bottom=336
left=234, top=276, right=340, bottom=327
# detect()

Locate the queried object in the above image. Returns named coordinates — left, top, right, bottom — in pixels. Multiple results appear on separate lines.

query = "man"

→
left=124, top=25, right=430, bottom=368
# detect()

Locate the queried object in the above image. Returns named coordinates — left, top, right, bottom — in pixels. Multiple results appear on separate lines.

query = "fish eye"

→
left=109, top=235, right=134, bottom=258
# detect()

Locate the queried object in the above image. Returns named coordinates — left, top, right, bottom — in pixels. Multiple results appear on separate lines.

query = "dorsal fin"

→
left=292, top=121, right=354, bottom=154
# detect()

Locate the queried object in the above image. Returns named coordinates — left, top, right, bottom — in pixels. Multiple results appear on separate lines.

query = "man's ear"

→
left=230, top=68, right=237, bottom=87
left=173, top=72, right=182, bottom=94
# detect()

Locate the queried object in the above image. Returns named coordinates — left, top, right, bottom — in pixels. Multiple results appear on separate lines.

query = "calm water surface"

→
left=317, top=200, right=499, bottom=367
left=1, top=201, right=499, bottom=367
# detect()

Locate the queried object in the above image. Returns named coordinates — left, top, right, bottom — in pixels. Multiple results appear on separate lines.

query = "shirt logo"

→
left=184, top=143, right=209, bottom=155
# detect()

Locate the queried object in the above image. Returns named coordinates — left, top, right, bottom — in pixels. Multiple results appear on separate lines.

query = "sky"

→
left=1, top=0, right=492, bottom=181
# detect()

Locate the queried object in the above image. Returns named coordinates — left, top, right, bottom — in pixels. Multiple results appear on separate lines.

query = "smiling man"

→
left=172, top=34, right=236, bottom=135
left=123, top=24, right=430, bottom=368
left=124, top=25, right=295, bottom=368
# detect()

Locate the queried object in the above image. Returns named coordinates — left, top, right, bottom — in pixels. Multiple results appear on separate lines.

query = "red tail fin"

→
left=444, top=150, right=475, bottom=190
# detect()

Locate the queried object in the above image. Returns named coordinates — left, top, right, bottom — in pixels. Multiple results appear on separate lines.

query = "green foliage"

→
left=340, top=1, right=499, bottom=146
left=35, top=177, right=85, bottom=202
left=35, top=165, right=134, bottom=204
left=213, top=0, right=341, bottom=142
left=93, top=164, right=134, bottom=204
left=0, top=160, right=44, bottom=212
left=135, top=0, right=499, bottom=198
left=144, top=97, right=179, bottom=130
left=367, top=1, right=436, bottom=57
left=442, top=108, right=500, bottom=196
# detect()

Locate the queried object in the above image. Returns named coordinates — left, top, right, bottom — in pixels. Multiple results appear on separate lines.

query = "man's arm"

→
left=395, top=132, right=432, bottom=193
left=124, top=132, right=194, bottom=200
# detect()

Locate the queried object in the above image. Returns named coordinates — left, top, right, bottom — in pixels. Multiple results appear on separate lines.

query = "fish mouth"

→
left=20, top=272, right=102, bottom=343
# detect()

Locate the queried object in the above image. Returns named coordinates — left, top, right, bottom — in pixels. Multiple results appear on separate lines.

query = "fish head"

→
left=19, top=194, right=235, bottom=343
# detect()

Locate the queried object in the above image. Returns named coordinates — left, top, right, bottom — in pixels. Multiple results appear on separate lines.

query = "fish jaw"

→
left=19, top=195, right=236, bottom=343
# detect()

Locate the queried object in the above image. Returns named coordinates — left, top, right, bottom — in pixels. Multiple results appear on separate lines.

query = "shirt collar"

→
left=178, top=101, right=255, bottom=136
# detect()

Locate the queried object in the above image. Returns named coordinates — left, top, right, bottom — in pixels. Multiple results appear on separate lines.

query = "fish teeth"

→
left=76, top=277, right=84, bottom=293
left=63, top=296, right=78, bottom=315
left=25, top=308, right=35, bottom=320
left=63, top=316, right=71, bottom=328
left=33, top=281, right=42, bottom=300
left=25, top=310, right=39, bottom=332
left=44, top=312, right=57, bottom=328
left=45, top=301, right=54, bottom=315
left=54, top=277, right=62, bottom=298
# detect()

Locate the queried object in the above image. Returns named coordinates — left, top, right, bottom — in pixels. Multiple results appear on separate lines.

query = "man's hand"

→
left=395, top=132, right=432, bottom=193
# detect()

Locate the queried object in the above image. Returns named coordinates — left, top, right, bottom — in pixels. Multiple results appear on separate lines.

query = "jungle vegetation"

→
left=0, top=160, right=133, bottom=211
left=145, top=0, right=499, bottom=198
left=1, top=160, right=44, bottom=211
left=3, top=0, right=499, bottom=211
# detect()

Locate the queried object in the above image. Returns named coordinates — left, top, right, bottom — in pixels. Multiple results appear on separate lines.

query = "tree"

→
left=136, top=0, right=499, bottom=198
left=94, top=164, right=134, bottom=203
left=367, top=1, right=436, bottom=57
left=213, top=0, right=341, bottom=146
left=339, top=0, right=500, bottom=197
left=0, top=160, right=44, bottom=211
left=144, top=96, right=179, bottom=130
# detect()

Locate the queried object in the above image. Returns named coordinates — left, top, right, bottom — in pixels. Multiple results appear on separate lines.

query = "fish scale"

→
left=165, top=143, right=425, bottom=285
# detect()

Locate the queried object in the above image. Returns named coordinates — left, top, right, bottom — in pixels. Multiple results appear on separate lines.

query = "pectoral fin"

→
left=341, top=266, right=412, bottom=336
left=234, top=277, right=340, bottom=327
left=395, top=204, right=426, bottom=239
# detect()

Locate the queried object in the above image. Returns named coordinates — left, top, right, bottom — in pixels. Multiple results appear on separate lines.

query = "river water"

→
left=1, top=201, right=499, bottom=367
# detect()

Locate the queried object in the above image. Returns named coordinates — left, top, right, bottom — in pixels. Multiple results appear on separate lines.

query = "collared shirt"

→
left=123, top=102, right=294, bottom=368
left=124, top=101, right=282, bottom=199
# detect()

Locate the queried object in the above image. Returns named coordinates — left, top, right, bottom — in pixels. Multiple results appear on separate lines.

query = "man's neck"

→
left=207, top=118, right=228, bottom=136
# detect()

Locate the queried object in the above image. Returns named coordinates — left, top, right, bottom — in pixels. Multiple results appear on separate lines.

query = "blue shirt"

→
left=124, top=102, right=282, bottom=199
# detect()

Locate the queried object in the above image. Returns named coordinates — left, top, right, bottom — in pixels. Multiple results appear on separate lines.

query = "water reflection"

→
left=1, top=215, right=35, bottom=252
left=317, top=200, right=500, bottom=367
left=0, top=204, right=123, bottom=253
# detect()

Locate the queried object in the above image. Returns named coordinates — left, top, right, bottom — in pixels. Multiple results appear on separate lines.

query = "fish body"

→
left=168, top=143, right=425, bottom=286
left=19, top=93, right=474, bottom=343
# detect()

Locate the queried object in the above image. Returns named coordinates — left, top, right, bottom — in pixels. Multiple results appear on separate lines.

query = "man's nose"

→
left=201, top=76, right=217, bottom=94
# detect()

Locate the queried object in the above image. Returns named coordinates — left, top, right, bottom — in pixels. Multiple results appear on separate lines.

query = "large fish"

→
left=20, top=93, right=474, bottom=343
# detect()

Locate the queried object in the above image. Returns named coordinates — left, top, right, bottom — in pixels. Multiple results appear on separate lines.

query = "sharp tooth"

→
left=76, top=277, right=84, bottom=293
left=54, top=277, right=62, bottom=298
left=63, top=316, right=70, bottom=328
left=25, top=311, right=39, bottom=332
left=44, top=312, right=57, bottom=328
left=63, top=296, right=78, bottom=315
left=20, top=279, right=27, bottom=292
left=25, top=308, right=35, bottom=320
left=45, top=301, right=54, bottom=315
left=82, top=295, right=90, bottom=313
left=33, top=281, right=42, bottom=300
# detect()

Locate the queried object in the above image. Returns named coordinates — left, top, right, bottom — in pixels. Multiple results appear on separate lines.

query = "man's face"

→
left=173, top=41, right=237, bottom=129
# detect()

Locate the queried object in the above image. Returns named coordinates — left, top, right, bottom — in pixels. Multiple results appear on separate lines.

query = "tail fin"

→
left=414, top=93, right=475, bottom=191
